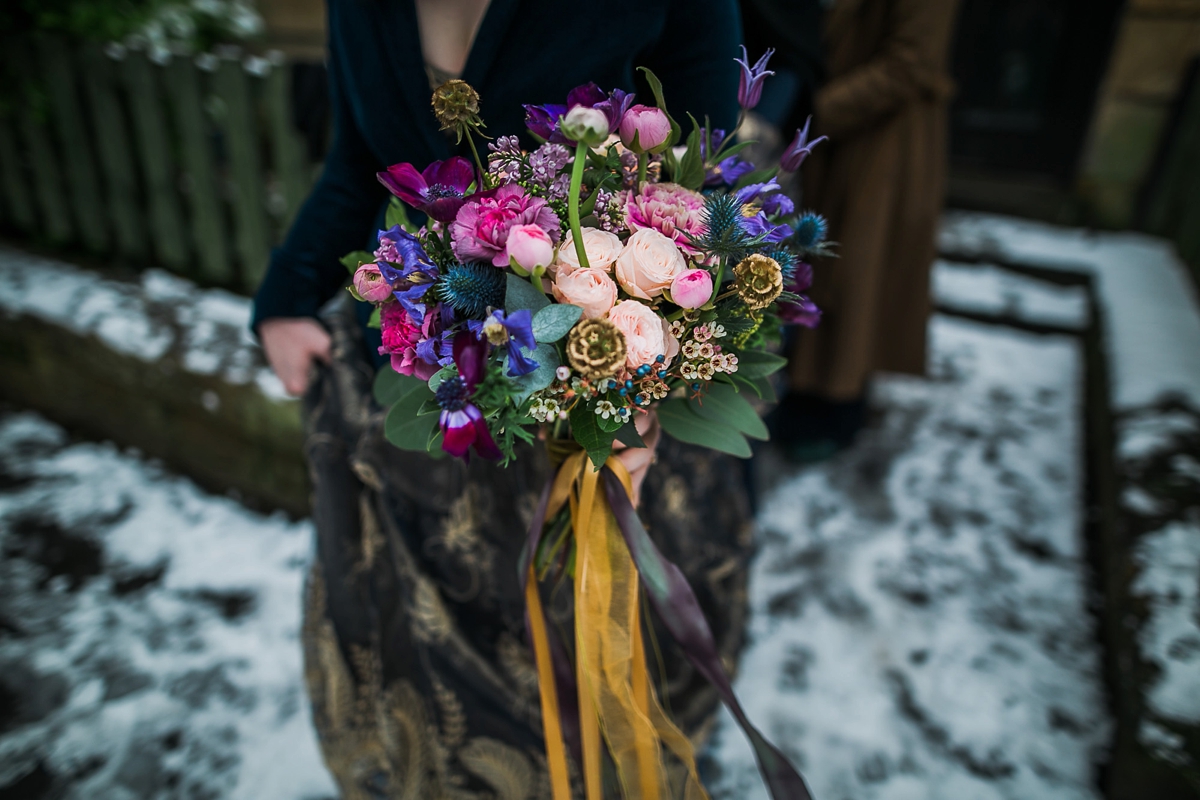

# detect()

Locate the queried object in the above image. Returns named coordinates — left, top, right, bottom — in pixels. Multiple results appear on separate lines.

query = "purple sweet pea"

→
left=740, top=212, right=793, bottom=243
left=735, top=46, right=775, bottom=111
left=469, top=309, right=539, bottom=377
left=377, top=157, right=475, bottom=223
left=437, top=333, right=502, bottom=461
left=780, top=116, right=828, bottom=172
left=375, top=225, right=440, bottom=322
left=732, top=178, right=795, bottom=216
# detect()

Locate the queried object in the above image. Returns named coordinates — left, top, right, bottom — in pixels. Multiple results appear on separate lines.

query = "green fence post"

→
left=212, top=48, right=270, bottom=292
left=7, top=39, right=73, bottom=245
left=166, top=51, right=232, bottom=284
left=0, top=114, right=36, bottom=233
left=263, top=51, right=310, bottom=232
left=37, top=37, right=110, bottom=254
left=79, top=43, right=147, bottom=262
left=122, top=48, right=190, bottom=272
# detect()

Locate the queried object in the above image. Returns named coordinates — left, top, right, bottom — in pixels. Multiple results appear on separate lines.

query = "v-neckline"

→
left=384, top=0, right=519, bottom=160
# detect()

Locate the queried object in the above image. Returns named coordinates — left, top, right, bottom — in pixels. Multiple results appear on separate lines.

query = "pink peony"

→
left=625, top=182, right=706, bottom=253
left=379, top=303, right=440, bottom=380
left=553, top=265, right=618, bottom=319
left=353, top=263, right=394, bottom=303
left=506, top=224, right=555, bottom=272
left=608, top=299, right=677, bottom=370
left=451, top=184, right=561, bottom=267
left=619, top=105, right=672, bottom=153
left=670, top=268, right=714, bottom=309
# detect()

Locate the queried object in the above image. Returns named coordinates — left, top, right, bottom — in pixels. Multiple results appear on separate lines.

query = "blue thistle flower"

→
left=793, top=212, right=828, bottom=249
left=690, top=192, right=755, bottom=259
left=435, top=263, right=506, bottom=320
left=765, top=247, right=798, bottom=280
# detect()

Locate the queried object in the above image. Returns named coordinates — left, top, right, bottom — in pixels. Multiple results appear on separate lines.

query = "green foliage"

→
left=731, top=349, right=788, bottom=380
left=636, top=66, right=681, bottom=149
left=385, top=197, right=418, bottom=233
left=505, top=273, right=551, bottom=315
left=340, top=250, right=374, bottom=274
left=690, top=382, right=768, bottom=441
left=373, top=366, right=411, bottom=407
left=367, top=307, right=381, bottom=329
left=675, top=115, right=706, bottom=191
left=570, top=402, right=619, bottom=469
left=382, top=372, right=439, bottom=452
left=532, top=304, right=581, bottom=343
left=1, top=0, right=261, bottom=51
left=733, top=166, right=780, bottom=190
left=508, top=343, right=560, bottom=406
left=658, top=398, right=752, bottom=458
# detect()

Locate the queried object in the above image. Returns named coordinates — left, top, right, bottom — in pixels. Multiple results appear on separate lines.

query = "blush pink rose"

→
left=378, top=303, right=439, bottom=380
left=555, top=227, right=624, bottom=273
left=625, top=182, right=706, bottom=254
left=353, top=263, right=393, bottom=303
left=619, top=105, right=672, bottom=153
left=608, top=299, right=674, bottom=370
left=670, top=268, right=713, bottom=309
left=553, top=266, right=618, bottom=320
left=614, top=227, right=687, bottom=300
left=506, top=224, right=555, bottom=271
left=451, top=184, right=561, bottom=267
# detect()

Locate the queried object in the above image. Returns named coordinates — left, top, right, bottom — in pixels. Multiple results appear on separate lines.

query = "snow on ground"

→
left=0, top=245, right=289, bottom=400
left=932, top=259, right=1090, bottom=331
left=0, top=413, right=336, bottom=799
left=940, top=212, right=1200, bottom=411
left=706, top=315, right=1108, bottom=800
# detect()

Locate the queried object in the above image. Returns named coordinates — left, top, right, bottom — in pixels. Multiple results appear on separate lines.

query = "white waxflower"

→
left=711, top=324, right=727, bottom=338
left=594, top=400, right=617, bottom=419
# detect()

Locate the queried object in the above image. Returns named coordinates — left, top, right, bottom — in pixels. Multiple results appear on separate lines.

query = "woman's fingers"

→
left=614, top=410, right=661, bottom=506
left=260, top=317, right=333, bottom=396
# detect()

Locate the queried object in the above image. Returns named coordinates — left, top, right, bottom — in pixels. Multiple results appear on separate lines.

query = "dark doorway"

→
left=949, top=0, right=1125, bottom=184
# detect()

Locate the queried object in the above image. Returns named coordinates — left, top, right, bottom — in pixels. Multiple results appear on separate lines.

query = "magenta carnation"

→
left=379, top=302, right=440, bottom=380
left=624, top=183, right=706, bottom=254
left=450, top=184, right=561, bottom=267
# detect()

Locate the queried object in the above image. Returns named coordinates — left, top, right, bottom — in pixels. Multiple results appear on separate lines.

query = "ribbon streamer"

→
left=523, top=450, right=810, bottom=800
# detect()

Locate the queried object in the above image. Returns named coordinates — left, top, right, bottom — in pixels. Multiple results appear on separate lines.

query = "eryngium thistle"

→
left=691, top=193, right=749, bottom=258
left=435, top=263, right=505, bottom=319
left=764, top=247, right=798, bottom=280
left=566, top=319, right=626, bottom=381
left=431, top=80, right=482, bottom=139
left=792, top=212, right=828, bottom=249
left=733, top=254, right=783, bottom=310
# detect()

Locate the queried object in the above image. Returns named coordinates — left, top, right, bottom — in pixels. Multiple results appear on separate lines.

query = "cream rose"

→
left=556, top=227, right=625, bottom=273
left=608, top=299, right=674, bottom=370
left=614, top=228, right=686, bottom=300
left=553, top=266, right=618, bottom=320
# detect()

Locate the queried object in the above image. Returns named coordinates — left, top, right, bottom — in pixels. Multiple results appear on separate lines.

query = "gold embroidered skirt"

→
left=300, top=299, right=753, bottom=799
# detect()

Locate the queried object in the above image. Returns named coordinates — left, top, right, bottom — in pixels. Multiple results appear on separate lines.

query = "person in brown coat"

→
left=779, top=0, right=961, bottom=460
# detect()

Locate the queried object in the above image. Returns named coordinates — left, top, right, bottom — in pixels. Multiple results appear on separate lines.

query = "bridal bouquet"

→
left=344, top=49, right=826, bottom=800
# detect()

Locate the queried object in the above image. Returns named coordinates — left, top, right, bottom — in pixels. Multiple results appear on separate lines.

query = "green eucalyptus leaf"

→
left=532, top=304, right=582, bottom=343
left=428, top=366, right=454, bottom=393
left=384, top=383, right=439, bottom=451
left=339, top=250, right=374, bottom=274
left=658, top=398, right=752, bottom=458
left=570, top=402, right=619, bottom=469
left=734, top=349, right=789, bottom=379
left=689, top=382, right=769, bottom=441
left=367, top=307, right=381, bottom=329
left=510, top=343, right=561, bottom=406
left=373, top=367, right=422, bottom=407
left=505, top=273, right=551, bottom=315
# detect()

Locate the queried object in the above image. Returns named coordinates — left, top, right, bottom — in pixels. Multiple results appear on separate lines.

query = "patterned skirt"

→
left=300, top=299, right=753, bottom=799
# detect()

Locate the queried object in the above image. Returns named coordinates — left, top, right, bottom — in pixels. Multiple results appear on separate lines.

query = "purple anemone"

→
left=437, top=334, right=502, bottom=461
left=377, top=157, right=475, bottom=222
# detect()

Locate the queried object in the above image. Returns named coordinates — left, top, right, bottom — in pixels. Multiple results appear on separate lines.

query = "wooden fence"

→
left=0, top=37, right=317, bottom=295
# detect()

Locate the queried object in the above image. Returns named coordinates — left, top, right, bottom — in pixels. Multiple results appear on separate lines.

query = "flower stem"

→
left=465, top=131, right=487, bottom=189
left=711, top=255, right=728, bottom=303
left=568, top=142, right=590, bottom=268
left=637, top=153, right=647, bottom=185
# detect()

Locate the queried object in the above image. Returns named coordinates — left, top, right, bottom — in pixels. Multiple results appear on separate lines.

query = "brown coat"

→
left=789, top=0, right=960, bottom=399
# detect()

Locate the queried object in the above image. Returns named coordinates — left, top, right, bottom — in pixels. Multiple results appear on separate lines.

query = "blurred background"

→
left=0, top=1, right=1198, bottom=799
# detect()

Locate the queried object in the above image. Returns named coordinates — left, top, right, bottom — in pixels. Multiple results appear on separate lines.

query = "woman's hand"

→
left=612, top=409, right=661, bottom=507
left=260, top=317, right=332, bottom=396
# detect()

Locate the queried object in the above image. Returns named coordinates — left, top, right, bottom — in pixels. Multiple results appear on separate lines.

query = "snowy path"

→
left=707, top=315, right=1108, bottom=800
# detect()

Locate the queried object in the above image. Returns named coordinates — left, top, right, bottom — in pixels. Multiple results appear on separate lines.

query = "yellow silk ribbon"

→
left=528, top=451, right=708, bottom=800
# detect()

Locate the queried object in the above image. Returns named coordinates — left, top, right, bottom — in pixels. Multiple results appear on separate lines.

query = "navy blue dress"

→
left=270, top=3, right=756, bottom=797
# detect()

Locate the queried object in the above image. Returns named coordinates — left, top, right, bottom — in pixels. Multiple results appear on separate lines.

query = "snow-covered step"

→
left=932, top=259, right=1091, bottom=332
left=0, top=246, right=305, bottom=514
